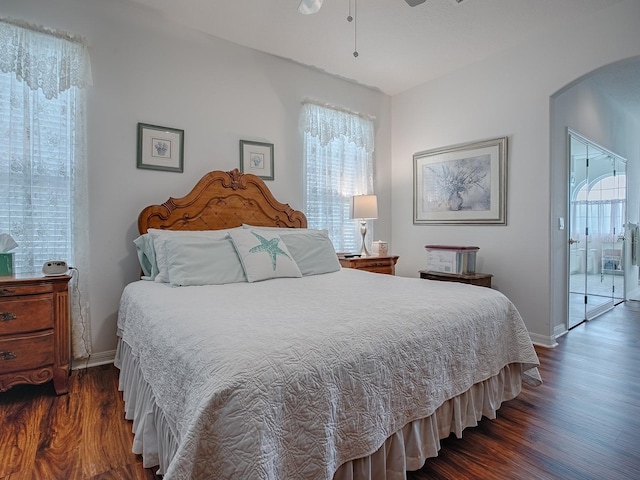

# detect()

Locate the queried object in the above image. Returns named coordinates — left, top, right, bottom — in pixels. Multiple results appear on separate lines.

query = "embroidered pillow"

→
left=229, top=229, right=302, bottom=282
left=243, top=227, right=341, bottom=276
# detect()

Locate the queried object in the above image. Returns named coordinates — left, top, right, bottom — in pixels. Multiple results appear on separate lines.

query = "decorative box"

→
left=0, top=253, right=14, bottom=276
left=424, top=245, right=479, bottom=275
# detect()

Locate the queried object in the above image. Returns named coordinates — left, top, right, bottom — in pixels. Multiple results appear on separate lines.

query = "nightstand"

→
left=339, top=255, right=399, bottom=275
left=419, top=270, right=492, bottom=288
left=0, top=274, right=71, bottom=395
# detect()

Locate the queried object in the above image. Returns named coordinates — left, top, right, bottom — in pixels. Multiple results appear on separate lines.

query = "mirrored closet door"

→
left=568, top=131, right=626, bottom=328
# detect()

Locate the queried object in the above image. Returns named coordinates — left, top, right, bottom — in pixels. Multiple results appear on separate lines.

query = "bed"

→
left=115, top=169, right=541, bottom=480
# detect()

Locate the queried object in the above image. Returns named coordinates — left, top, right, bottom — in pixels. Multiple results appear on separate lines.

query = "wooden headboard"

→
left=138, top=169, right=307, bottom=234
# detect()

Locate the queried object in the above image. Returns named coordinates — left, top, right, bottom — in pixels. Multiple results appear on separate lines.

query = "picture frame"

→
left=137, top=123, right=184, bottom=173
left=240, top=140, right=274, bottom=180
left=413, top=136, right=507, bottom=225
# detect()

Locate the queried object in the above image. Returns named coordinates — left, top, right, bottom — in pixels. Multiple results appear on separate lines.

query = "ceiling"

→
left=126, top=0, right=637, bottom=116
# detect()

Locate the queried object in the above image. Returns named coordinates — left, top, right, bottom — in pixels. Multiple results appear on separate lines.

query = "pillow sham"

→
left=279, top=230, right=340, bottom=276
left=164, top=236, right=246, bottom=287
left=229, top=229, right=302, bottom=282
left=148, top=228, right=238, bottom=283
left=133, top=233, right=158, bottom=280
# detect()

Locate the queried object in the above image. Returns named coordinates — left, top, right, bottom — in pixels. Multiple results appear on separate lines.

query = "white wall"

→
left=391, top=0, right=640, bottom=346
left=3, top=0, right=392, bottom=360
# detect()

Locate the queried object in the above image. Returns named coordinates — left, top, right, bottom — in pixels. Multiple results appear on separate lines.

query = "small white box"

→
left=425, top=245, right=479, bottom=274
left=371, top=241, right=388, bottom=256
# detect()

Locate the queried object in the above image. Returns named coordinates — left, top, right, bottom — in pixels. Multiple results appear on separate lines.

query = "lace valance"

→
left=0, top=18, right=93, bottom=99
left=300, top=101, right=375, bottom=153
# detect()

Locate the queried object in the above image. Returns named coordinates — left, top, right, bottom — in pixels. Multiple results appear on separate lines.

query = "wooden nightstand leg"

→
left=53, top=367, right=69, bottom=395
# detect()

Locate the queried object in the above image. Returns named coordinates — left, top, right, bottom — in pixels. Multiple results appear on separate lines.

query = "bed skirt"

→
left=115, top=337, right=524, bottom=479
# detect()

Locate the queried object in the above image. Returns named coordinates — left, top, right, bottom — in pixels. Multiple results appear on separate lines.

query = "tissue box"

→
left=0, top=253, right=14, bottom=276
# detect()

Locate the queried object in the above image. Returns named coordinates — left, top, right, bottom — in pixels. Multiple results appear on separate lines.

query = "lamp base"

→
left=359, top=220, right=370, bottom=257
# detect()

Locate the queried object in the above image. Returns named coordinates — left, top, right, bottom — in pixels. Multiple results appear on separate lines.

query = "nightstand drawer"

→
left=361, top=265, right=393, bottom=274
left=0, top=282, right=55, bottom=297
left=338, top=255, right=399, bottom=275
left=0, top=295, right=54, bottom=335
left=0, top=331, right=54, bottom=374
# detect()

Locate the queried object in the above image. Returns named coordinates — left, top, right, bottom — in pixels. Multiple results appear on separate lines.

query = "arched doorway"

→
left=550, top=56, right=640, bottom=339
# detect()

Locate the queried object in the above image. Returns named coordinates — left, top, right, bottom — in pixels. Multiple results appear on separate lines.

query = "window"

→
left=0, top=19, right=92, bottom=358
left=0, top=75, right=78, bottom=272
left=301, top=102, right=375, bottom=253
left=573, top=174, right=626, bottom=238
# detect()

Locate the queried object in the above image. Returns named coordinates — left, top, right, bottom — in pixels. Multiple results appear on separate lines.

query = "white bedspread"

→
left=117, top=269, right=540, bottom=480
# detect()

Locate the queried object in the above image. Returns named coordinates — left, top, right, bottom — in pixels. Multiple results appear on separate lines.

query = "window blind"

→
left=301, top=103, right=375, bottom=253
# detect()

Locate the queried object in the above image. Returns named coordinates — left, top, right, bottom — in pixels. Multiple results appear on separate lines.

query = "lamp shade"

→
left=352, top=194, right=378, bottom=220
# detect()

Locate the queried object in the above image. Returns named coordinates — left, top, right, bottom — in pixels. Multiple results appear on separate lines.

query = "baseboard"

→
left=529, top=332, right=558, bottom=348
left=72, top=350, right=116, bottom=370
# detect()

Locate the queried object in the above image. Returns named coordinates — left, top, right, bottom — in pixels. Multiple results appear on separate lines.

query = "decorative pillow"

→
left=229, top=229, right=302, bottom=282
left=279, top=230, right=341, bottom=276
left=148, top=228, right=239, bottom=283
left=164, top=236, right=246, bottom=287
left=133, top=233, right=158, bottom=280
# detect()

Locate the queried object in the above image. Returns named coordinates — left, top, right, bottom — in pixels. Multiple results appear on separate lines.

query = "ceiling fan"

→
left=298, top=0, right=426, bottom=15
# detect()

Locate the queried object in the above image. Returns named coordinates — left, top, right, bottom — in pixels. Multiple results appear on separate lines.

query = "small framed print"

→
left=240, top=140, right=274, bottom=180
left=137, top=123, right=184, bottom=173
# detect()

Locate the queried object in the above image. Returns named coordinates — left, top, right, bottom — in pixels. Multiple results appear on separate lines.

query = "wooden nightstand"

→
left=339, top=255, right=399, bottom=275
left=419, top=270, right=492, bottom=288
left=0, top=274, right=71, bottom=395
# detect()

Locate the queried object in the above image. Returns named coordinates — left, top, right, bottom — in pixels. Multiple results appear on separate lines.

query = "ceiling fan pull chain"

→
left=353, top=0, right=358, bottom=57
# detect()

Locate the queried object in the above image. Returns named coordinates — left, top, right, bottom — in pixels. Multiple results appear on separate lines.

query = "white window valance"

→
left=300, top=101, right=375, bottom=154
left=0, top=18, right=92, bottom=99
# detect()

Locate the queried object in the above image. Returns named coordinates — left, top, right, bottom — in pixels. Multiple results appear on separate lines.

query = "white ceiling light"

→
left=298, top=0, right=324, bottom=15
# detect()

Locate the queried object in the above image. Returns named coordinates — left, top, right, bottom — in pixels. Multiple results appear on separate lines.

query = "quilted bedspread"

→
left=117, top=268, right=540, bottom=480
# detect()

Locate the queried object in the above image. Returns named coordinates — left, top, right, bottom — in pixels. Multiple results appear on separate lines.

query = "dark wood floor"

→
left=1, top=301, right=639, bottom=479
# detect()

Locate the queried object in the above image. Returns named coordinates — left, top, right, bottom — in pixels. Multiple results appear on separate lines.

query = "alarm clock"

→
left=42, top=260, right=69, bottom=276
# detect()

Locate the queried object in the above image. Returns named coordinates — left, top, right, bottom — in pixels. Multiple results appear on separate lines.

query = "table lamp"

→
left=351, top=194, right=378, bottom=257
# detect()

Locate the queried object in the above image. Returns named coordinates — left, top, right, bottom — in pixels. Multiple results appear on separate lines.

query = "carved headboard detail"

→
left=138, top=169, right=307, bottom=234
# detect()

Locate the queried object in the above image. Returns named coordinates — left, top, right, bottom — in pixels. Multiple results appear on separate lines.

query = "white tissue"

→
left=0, top=233, right=18, bottom=253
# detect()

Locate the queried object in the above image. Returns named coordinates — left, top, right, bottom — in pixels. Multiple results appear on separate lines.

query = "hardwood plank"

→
left=0, top=366, right=159, bottom=480
left=0, top=302, right=638, bottom=479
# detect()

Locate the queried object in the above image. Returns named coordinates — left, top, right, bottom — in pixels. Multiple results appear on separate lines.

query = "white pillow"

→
left=164, top=236, right=246, bottom=287
left=133, top=233, right=158, bottom=280
left=279, top=230, right=340, bottom=276
left=148, top=228, right=238, bottom=283
left=229, top=229, right=302, bottom=282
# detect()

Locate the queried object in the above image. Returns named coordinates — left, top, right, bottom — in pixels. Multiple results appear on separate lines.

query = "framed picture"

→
left=240, top=140, right=274, bottom=180
left=137, top=123, right=184, bottom=173
left=414, top=136, right=507, bottom=225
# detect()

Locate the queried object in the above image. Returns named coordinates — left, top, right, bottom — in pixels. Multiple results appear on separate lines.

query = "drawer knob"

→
left=1, top=351, right=17, bottom=361
left=1, top=312, right=17, bottom=322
